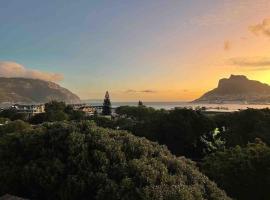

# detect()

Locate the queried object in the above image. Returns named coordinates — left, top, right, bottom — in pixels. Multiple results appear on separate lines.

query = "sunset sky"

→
left=1, top=0, right=270, bottom=101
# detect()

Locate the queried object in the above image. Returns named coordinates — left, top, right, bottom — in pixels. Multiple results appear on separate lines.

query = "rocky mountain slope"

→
left=0, top=77, right=80, bottom=104
left=194, top=75, right=270, bottom=104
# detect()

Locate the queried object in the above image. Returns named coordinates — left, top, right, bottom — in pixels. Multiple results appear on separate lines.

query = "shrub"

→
left=0, top=121, right=230, bottom=200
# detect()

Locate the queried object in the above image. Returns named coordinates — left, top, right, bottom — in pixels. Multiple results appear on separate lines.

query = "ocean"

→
left=84, top=101, right=270, bottom=112
left=2, top=101, right=270, bottom=112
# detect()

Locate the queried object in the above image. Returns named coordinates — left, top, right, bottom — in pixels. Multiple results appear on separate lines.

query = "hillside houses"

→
left=11, top=104, right=45, bottom=118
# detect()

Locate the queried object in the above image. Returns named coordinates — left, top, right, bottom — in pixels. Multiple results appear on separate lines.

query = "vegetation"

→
left=0, top=108, right=28, bottom=121
left=29, top=101, right=85, bottom=124
left=138, top=100, right=144, bottom=107
left=0, top=117, right=10, bottom=124
left=213, top=108, right=270, bottom=148
left=202, top=139, right=270, bottom=200
left=0, top=101, right=85, bottom=124
left=0, top=121, right=230, bottom=200
left=2, top=101, right=270, bottom=200
left=114, top=106, right=217, bottom=159
left=102, top=91, right=112, bottom=115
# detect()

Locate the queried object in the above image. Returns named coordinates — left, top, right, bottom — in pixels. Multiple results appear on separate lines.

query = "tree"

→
left=138, top=101, right=144, bottom=107
left=115, top=107, right=215, bottom=159
left=0, top=120, right=32, bottom=135
left=202, top=139, right=270, bottom=200
left=0, top=117, right=9, bottom=124
left=0, top=121, right=230, bottom=200
left=30, top=101, right=85, bottom=124
left=213, top=109, right=270, bottom=148
left=45, top=101, right=66, bottom=113
left=102, top=91, right=112, bottom=115
left=0, top=108, right=28, bottom=121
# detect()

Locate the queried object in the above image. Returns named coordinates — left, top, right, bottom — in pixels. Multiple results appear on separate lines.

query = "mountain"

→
left=194, top=75, right=270, bottom=104
left=0, top=77, right=80, bottom=104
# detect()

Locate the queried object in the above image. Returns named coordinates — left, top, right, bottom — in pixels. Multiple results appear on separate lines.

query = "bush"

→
left=214, top=109, right=270, bottom=147
left=0, top=121, right=230, bottom=200
left=115, top=107, right=216, bottom=159
left=201, top=139, right=270, bottom=200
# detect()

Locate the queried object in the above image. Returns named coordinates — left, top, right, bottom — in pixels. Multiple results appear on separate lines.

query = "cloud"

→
left=0, top=61, right=63, bottom=82
left=224, top=40, right=232, bottom=51
left=249, top=18, right=270, bottom=37
left=140, top=90, right=156, bottom=93
left=228, top=57, right=270, bottom=71
left=124, top=89, right=157, bottom=94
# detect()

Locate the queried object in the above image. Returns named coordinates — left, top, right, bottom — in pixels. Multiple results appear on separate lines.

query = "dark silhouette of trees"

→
left=138, top=100, right=144, bottom=107
left=115, top=106, right=216, bottom=159
left=0, top=108, right=28, bottom=121
left=202, top=139, right=270, bottom=200
left=213, top=108, right=270, bottom=148
left=102, top=91, right=112, bottom=115
left=29, top=101, right=85, bottom=124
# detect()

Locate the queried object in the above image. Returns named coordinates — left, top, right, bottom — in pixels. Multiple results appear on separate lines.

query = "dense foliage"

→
left=0, top=117, right=10, bottom=124
left=0, top=108, right=28, bottom=121
left=202, top=139, right=270, bottom=200
left=3, top=102, right=270, bottom=200
left=114, top=106, right=217, bottom=159
left=29, top=101, right=85, bottom=124
left=213, top=108, right=270, bottom=147
left=0, top=121, right=230, bottom=200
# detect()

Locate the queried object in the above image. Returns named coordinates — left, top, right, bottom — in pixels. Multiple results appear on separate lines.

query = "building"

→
left=12, top=104, right=45, bottom=118
left=70, top=104, right=97, bottom=116
left=78, top=106, right=96, bottom=116
left=69, top=104, right=116, bottom=116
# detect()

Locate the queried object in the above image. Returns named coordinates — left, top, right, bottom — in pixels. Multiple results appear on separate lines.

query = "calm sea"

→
left=85, top=101, right=270, bottom=112
left=2, top=101, right=270, bottom=112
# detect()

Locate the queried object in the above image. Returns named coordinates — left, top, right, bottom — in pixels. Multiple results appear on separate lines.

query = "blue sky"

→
left=1, top=0, right=270, bottom=100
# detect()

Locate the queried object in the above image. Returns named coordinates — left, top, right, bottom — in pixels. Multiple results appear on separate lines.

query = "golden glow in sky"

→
left=1, top=0, right=270, bottom=101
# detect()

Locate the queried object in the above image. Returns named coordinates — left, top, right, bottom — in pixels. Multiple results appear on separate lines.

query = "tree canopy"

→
left=0, top=121, right=230, bottom=200
left=213, top=108, right=270, bottom=147
left=202, top=139, right=270, bottom=200
left=115, top=107, right=216, bottom=159
left=29, top=101, right=85, bottom=124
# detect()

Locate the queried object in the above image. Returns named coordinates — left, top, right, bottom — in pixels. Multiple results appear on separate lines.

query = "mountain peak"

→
left=194, top=75, right=270, bottom=103
left=0, top=77, right=80, bottom=104
left=229, top=74, right=248, bottom=80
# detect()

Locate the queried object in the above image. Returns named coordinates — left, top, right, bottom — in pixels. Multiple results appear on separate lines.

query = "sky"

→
left=1, top=0, right=270, bottom=101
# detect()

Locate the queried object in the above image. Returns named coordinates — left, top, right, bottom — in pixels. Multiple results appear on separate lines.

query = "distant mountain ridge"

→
left=0, top=77, right=80, bottom=104
left=194, top=75, right=270, bottom=104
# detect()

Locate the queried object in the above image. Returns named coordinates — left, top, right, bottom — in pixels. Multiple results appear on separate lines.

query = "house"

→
left=12, top=104, right=45, bottom=118
left=70, top=104, right=97, bottom=116
left=78, top=106, right=96, bottom=116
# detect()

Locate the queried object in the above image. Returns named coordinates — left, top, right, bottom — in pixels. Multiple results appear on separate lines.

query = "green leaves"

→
left=202, top=140, right=270, bottom=200
left=0, top=121, right=230, bottom=200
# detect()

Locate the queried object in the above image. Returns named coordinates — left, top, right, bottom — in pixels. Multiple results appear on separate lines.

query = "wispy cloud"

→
left=140, top=90, right=156, bottom=93
left=124, top=89, right=157, bottom=94
left=249, top=18, right=270, bottom=37
left=0, top=61, right=63, bottom=82
left=228, top=57, right=270, bottom=71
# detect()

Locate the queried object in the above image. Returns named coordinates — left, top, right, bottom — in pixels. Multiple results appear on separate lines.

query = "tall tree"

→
left=102, top=91, right=112, bottom=115
left=138, top=100, right=144, bottom=106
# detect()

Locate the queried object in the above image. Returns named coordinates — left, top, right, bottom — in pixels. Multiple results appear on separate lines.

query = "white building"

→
left=12, top=104, right=45, bottom=117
